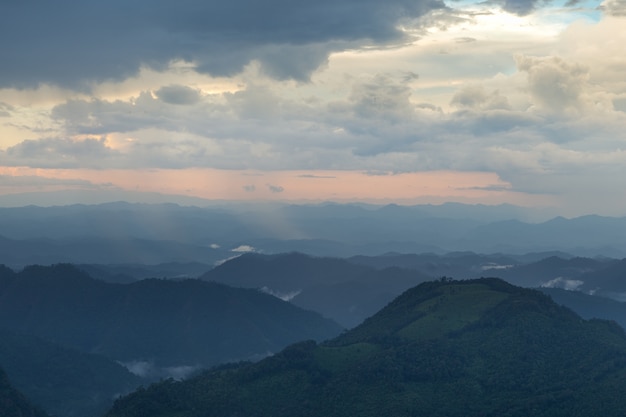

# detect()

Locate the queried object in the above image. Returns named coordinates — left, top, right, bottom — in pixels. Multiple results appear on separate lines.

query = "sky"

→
left=1, top=0, right=625, bottom=216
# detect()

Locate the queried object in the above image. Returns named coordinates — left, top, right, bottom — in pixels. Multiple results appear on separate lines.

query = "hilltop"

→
left=105, top=278, right=626, bottom=417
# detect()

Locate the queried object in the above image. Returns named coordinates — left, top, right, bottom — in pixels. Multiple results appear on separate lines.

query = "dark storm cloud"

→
left=0, top=0, right=444, bottom=89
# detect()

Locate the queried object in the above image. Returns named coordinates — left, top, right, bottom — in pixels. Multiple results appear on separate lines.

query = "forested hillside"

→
left=105, top=278, right=626, bottom=417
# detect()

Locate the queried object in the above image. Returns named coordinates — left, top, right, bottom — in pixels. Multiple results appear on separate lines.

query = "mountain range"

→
left=0, top=263, right=342, bottom=416
left=104, top=278, right=626, bottom=417
left=201, top=251, right=626, bottom=329
left=0, top=203, right=625, bottom=270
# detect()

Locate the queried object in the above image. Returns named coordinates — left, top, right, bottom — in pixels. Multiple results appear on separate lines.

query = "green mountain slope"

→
left=105, top=278, right=626, bottom=417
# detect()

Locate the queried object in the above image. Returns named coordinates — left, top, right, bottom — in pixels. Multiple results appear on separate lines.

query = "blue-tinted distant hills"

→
left=0, top=202, right=624, bottom=269
left=0, top=264, right=341, bottom=370
left=202, top=251, right=626, bottom=329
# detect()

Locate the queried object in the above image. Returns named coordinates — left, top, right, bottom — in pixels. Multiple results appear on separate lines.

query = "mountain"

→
left=577, top=258, right=626, bottom=299
left=0, top=327, right=141, bottom=417
left=540, top=288, right=626, bottom=330
left=0, top=264, right=342, bottom=372
left=463, top=216, right=626, bottom=256
left=0, top=367, right=49, bottom=417
left=496, top=256, right=611, bottom=288
left=77, top=262, right=212, bottom=283
left=201, top=252, right=626, bottom=329
left=348, top=251, right=520, bottom=277
left=1, top=202, right=624, bottom=266
left=202, top=252, right=432, bottom=328
left=104, top=278, right=626, bottom=416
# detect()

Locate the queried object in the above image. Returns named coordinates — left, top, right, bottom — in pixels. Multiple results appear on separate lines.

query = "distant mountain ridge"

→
left=0, top=264, right=342, bottom=370
left=202, top=252, right=433, bottom=328
left=203, top=251, right=626, bottom=329
left=104, top=278, right=626, bottom=417
left=0, top=203, right=624, bottom=269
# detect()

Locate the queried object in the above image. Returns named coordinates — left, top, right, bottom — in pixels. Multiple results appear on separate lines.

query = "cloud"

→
left=2, top=137, right=119, bottom=168
left=231, top=245, right=256, bottom=253
left=267, top=184, right=284, bottom=193
left=450, top=86, right=511, bottom=111
left=3, top=8, right=626, bottom=216
left=600, top=0, right=626, bottom=16
left=499, top=0, right=545, bottom=15
left=0, top=174, right=105, bottom=189
left=155, top=85, right=202, bottom=105
left=541, top=277, right=584, bottom=290
left=458, top=184, right=513, bottom=192
left=515, top=55, right=589, bottom=112
left=349, top=74, right=415, bottom=122
left=297, top=174, right=336, bottom=179
left=0, top=102, right=14, bottom=117
left=0, top=0, right=444, bottom=89
left=242, top=184, right=256, bottom=192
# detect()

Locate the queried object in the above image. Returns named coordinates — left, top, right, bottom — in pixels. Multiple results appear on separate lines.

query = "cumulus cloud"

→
left=349, top=74, right=415, bottom=122
left=2, top=6, right=626, bottom=216
left=600, top=0, right=626, bottom=16
left=515, top=55, right=589, bottom=112
left=450, top=86, right=511, bottom=111
left=0, top=0, right=444, bottom=89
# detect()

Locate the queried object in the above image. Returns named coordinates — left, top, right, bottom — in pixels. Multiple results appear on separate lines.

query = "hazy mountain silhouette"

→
left=540, top=288, right=626, bottom=330
left=201, top=252, right=626, bottom=328
left=0, top=264, right=342, bottom=371
left=104, top=278, right=626, bottom=417
left=0, top=366, right=49, bottom=417
left=0, top=327, right=141, bottom=417
left=202, top=253, right=432, bottom=327
left=1, top=203, right=625, bottom=268
left=577, top=258, right=626, bottom=299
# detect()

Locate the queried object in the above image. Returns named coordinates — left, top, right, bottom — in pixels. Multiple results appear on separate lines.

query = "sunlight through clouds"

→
left=0, top=0, right=625, bottom=215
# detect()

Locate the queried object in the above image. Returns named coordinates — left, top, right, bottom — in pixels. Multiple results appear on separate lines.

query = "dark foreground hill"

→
left=0, top=327, right=141, bottom=417
left=0, top=264, right=342, bottom=371
left=105, top=278, right=626, bottom=417
left=0, top=367, right=49, bottom=417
